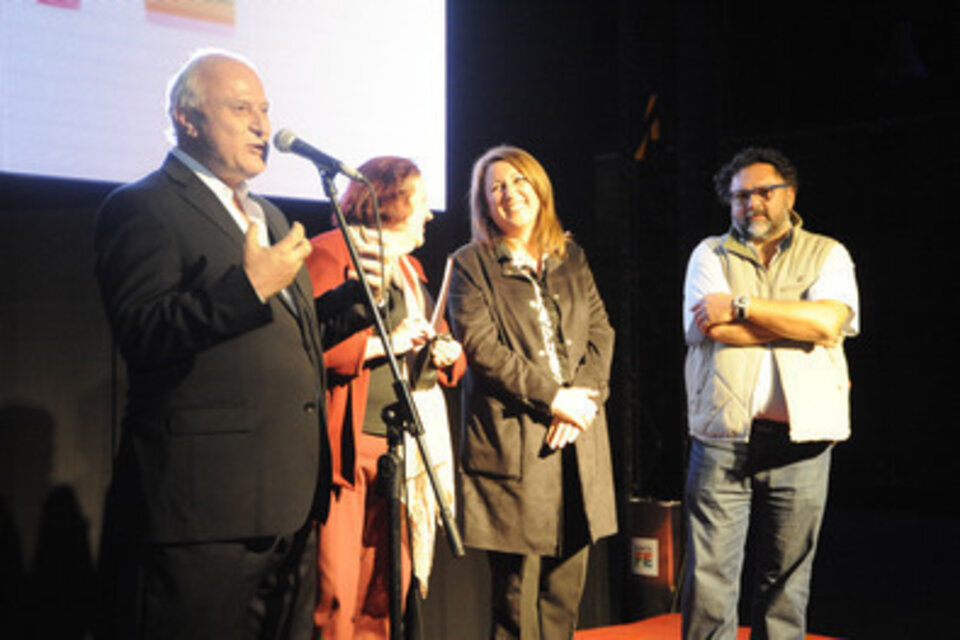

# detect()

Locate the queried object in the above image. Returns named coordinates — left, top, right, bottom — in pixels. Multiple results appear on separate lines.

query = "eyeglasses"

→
left=728, top=183, right=789, bottom=205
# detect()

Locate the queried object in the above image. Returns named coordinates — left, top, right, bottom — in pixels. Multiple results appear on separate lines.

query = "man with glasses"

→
left=680, top=147, right=859, bottom=638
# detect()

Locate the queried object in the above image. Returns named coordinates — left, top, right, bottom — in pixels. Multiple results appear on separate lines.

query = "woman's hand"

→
left=364, top=317, right=433, bottom=361
left=550, top=386, right=599, bottom=431
left=430, top=334, right=463, bottom=368
left=347, top=251, right=399, bottom=305
left=544, top=417, right=582, bottom=450
left=391, top=317, right=433, bottom=355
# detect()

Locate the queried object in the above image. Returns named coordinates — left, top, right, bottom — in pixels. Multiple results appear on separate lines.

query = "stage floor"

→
left=574, top=613, right=841, bottom=639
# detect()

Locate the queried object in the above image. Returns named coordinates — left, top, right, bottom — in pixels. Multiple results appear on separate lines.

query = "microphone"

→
left=273, top=128, right=365, bottom=182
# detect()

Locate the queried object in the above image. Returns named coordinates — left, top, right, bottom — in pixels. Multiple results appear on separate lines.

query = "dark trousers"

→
left=487, top=546, right=590, bottom=640
left=103, top=525, right=317, bottom=640
left=485, top=445, right=592, bottom=639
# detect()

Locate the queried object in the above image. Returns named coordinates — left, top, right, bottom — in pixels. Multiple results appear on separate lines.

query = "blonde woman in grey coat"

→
left=449, top=145, right=617, bottom=639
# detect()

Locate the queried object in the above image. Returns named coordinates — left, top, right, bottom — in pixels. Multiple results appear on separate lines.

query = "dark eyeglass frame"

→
left=728, top=183, right=790, bottom=205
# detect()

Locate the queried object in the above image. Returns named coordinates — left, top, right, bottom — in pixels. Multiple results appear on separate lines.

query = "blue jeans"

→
left=681, top=424, right=832, bottom=640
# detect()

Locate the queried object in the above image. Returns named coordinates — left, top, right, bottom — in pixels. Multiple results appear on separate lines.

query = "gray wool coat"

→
left=448, top=239, right=617, bottom=556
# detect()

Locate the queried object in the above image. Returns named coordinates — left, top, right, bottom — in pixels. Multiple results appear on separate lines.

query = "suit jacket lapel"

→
left=162, top=154, right=246, bottom=246
left=256, top=195, right=323, bottom=361
left=163, top=154, right=321, bottom=356
left=255, top=198, right=306, bottom=320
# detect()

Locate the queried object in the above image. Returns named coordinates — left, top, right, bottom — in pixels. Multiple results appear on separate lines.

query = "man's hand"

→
left=243, top=221, right=312, bottom=301
left=690, top=292, right=736, bottom=333
left=692, top=293, right=850, bottom=346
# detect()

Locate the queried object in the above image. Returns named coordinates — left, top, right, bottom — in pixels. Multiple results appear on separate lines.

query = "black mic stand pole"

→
left=319, top=170, right=464, bottom=640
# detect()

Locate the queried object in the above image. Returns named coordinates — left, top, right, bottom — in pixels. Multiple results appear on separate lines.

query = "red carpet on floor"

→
left=574, top=613, right=842, bottom=639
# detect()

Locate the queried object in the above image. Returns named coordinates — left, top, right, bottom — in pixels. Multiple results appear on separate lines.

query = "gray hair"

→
left=164, top=48, right=255, bottom=144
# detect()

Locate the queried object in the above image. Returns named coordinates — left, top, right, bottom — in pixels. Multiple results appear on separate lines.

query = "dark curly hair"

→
left=713, top=147, right=799, bottom=204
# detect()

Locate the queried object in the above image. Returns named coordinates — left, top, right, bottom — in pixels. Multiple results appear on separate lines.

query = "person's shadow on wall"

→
left=0, top=494, right=27, bottom=638
left=0, top=402, right=95, bottom=639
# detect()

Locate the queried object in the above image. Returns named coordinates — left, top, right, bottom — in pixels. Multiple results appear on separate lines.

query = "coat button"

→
left=303, top=402, right=317, bottom=414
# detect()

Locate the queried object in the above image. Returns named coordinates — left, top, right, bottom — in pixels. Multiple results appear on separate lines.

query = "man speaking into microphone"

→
left=94, top=49, right=369, bottom=640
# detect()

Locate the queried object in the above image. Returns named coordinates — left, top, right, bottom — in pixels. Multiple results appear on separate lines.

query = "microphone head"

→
left=273, top=128, right=297, bottom=153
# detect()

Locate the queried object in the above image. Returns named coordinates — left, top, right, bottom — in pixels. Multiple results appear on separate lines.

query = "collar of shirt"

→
left=170, top=147, right=269, bottom=247
left=728, top=210, right=802, bottom=261
left=494, top=240, right=551, bottom=278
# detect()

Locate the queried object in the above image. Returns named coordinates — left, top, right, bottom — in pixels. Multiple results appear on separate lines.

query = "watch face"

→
left=734, top=296, right=748, bottom=319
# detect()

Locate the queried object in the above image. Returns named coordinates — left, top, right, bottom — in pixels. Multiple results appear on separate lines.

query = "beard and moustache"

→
left=735, top=206, right=790, bottom=243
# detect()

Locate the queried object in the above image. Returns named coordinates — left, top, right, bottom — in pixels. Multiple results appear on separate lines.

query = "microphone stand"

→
left=318, top=170, right=464, bottom=640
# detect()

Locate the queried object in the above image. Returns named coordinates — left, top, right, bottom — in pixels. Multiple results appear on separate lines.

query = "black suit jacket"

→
left=95, top=154, right=329, bottom=543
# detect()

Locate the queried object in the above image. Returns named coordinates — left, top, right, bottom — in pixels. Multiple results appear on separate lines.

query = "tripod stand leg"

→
left=377, top=443, right=405, bottom=640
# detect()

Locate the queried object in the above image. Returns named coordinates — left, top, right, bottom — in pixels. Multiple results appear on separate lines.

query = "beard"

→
left=739, top=213, right=771, bottom=240
left=736, top=208, right=788, bottom=243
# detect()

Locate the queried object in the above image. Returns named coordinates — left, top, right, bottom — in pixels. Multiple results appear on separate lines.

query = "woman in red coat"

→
left=305, top=156, right=465, bottom=640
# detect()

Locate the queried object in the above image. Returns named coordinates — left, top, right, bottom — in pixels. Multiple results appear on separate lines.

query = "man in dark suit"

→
left=94, top=50, right=337, bottom=639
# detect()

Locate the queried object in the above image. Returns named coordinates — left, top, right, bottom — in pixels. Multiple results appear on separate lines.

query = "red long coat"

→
left=306, top=229, right=466, bottom=488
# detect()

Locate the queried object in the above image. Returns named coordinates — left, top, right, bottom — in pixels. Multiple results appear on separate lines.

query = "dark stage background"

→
left=2, top=2, right=959, bottom=638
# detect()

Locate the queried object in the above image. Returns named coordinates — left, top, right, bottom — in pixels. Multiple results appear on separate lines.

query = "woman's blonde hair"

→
left=469, top=145, right=567, bottom=258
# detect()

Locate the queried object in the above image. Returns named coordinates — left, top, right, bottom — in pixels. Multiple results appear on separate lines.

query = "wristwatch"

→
left=732, top=294, right=750, bottom=320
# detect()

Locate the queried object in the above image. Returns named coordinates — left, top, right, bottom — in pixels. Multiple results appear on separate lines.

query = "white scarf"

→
left=395, top=255, right=456, bottom=598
